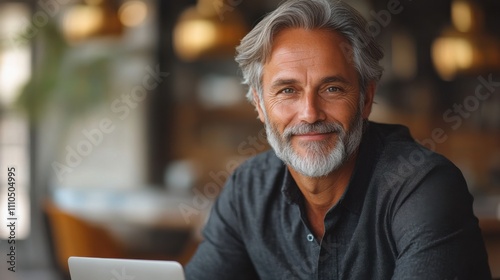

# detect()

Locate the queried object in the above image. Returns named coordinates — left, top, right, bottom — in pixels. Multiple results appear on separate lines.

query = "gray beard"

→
left=264, top=109, right=364, bottom=178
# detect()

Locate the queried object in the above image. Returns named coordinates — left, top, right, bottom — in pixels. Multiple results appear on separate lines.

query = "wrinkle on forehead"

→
left=272, top=50, right=320, bottom=68
left=262, top=28, right=358, bottom=88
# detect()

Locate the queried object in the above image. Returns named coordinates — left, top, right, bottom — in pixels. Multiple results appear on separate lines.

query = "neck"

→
left=289, top=150, right=358, bottom=216
left=289, top=151, right=358, bottom=239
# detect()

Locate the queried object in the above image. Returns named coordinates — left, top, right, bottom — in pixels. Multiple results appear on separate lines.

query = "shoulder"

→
left=218, top=150, right=286, bottom=206
left=366, top=122, right=472, bottom=222
left=366, top=123, right=473, bottom=226
left=230, top=149, right=286, bottom=187
left=368, top=122, right=460, bottom=189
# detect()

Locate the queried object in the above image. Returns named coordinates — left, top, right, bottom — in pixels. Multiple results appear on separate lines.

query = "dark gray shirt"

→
left=185, top=122, right=491, bottom=279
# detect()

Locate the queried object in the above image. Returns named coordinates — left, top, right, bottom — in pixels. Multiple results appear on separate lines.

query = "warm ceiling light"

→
left=451, top=0, right=484, bottom=33
left=452, top=1, right=473, bottom=32
left=61, top=0, right=123, bottom=44
left=432, top=36, right=474, bottom=80
left=432, top=0, right=499, bottom=80
left=174, top=18, right=218, bottom=61
left=453, top=38, right=474, bottom=69
left=119, top=1, right=148, bottom=27
left=62, top=5, right=104, bottom=43
left=173, top=0, right=248, bottom=61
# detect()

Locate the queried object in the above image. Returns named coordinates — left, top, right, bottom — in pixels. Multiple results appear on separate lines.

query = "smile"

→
left=292, top=132, right=336, bottom=141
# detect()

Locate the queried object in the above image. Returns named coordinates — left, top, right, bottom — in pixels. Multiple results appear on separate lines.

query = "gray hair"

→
left=235, top=0, right=384, bottom=104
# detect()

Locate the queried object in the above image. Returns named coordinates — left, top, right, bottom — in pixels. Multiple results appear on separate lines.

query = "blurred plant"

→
left=16, top=21, right=114, bottom=122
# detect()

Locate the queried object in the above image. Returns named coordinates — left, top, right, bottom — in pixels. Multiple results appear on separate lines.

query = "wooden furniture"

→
left=43, top=200, right=127, bottom=275
left=43, top=197, right=200, bottom=278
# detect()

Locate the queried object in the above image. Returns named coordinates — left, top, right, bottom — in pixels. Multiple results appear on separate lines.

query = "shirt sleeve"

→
left=390, top=162, right=491, bottom=280
left=184, top=172, right=259, bottom=280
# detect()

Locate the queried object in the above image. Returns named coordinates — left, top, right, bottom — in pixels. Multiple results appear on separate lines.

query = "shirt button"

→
left=307, top=234, right=314, bottom=242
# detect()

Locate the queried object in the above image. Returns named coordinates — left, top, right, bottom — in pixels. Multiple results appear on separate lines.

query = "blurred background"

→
left=0, top=0, right=499, bottom=279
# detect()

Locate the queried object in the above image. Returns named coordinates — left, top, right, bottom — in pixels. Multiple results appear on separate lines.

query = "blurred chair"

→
left=43, top=198, right=200, bottom=279
left=43, top=199, right=127, bottom=278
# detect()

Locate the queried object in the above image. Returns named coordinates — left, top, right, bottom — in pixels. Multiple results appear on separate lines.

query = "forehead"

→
left=263, top=28, right=357, bottom=84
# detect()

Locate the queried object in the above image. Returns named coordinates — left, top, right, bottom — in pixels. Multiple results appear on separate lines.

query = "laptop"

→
left=68, top=257, right=185, bottom=280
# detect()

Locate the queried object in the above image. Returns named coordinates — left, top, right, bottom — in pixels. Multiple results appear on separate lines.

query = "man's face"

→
left=255, top=28, right=374, bottom=177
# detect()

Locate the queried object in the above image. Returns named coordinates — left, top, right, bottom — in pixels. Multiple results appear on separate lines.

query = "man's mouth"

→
left=292, top=131, right=336, bottom=141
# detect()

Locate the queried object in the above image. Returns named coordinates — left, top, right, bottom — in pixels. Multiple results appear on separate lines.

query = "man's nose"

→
left=298, top=91, right=326, bottom=124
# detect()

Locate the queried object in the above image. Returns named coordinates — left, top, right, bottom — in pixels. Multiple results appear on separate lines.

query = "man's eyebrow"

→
left=270, top=76, right=353, bottom=90
left=270, top=78, right=300, bottom=90
left=320, top=75, right=351, bottom=85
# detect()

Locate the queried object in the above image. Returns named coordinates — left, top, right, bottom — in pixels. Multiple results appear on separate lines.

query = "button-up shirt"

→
left=185, top=122, right=491, bottom=279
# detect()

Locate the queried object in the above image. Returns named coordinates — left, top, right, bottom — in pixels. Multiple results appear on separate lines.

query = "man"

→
left=185, top=0, right=492, bottom=279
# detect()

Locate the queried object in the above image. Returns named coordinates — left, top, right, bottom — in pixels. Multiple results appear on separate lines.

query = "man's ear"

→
left=253, top=89, right=265, bottom=123
left=362, top=82, right=376, bottom=119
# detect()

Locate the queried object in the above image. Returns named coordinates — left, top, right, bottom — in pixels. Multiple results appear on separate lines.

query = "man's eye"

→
left=326, top=86, right=341, bottom=93
left=279, top=88, right=295, bottom=94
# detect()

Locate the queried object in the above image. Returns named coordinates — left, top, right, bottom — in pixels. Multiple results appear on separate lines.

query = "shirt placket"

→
left=295, top=203, right=322, bottom=279
left=317, top=208, right=342, bottom=279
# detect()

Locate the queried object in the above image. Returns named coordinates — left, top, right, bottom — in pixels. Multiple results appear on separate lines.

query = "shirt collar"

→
left=281, top=167, right=302, bottom=205
left=340, top=123, right=380, bottom=215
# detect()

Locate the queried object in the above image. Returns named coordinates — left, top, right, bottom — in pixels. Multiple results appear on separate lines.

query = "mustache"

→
left=282, top=122, right=344, bottom=139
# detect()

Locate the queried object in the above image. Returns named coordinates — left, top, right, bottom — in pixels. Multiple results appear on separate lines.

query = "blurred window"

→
left=0, top=2, right=31, bottom=239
